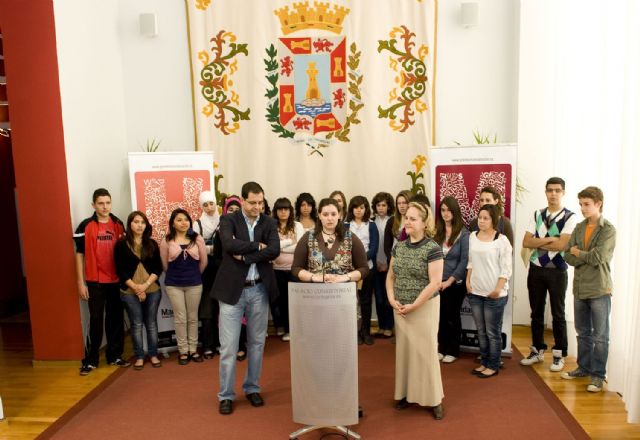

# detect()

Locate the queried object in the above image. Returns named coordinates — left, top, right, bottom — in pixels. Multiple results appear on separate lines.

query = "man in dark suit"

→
left=212, top=181, right=280, bottom=415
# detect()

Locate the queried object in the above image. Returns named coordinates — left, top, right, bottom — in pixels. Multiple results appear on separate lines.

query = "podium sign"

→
left=289, top=282, right=359, bottom=427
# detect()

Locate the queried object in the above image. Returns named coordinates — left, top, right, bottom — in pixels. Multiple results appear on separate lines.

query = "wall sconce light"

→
left=460, top=2, right=479, bottom=28
left=139, top=13, right=158, bottom=38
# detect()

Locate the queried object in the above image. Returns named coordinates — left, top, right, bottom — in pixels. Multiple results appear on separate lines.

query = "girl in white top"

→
left=272, top=197, right=305, bottom=341
left=345, top=195, right=379, bottom=345
left=466, top=204, right=512, bottom=378
left=295, top=192, right=317, bottom=232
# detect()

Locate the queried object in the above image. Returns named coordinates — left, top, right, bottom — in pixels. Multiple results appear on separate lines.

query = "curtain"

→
left=521, top=0, right=640, bottom=423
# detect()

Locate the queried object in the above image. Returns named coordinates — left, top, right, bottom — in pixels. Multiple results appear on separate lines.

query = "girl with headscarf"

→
left=194, top=191, right=221, bottom=359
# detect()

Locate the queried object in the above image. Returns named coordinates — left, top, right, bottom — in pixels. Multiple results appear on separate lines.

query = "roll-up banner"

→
left=127, top=152, right=215, bottom=353
left=429, top=144, right=517, bottom=355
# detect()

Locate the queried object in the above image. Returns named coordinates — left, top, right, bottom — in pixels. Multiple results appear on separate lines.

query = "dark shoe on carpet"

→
left=432, top=403, right=444, bottom=420
left=471, top=367, right=485, bottom=376
left=219, top=399, right=233, bottom=415
left=79, top=364, right=96, bottom=376
left=478, top=369, right=499, bottom=379
left=133, top=360, right=144, bottom=371
left=357, top=333, right=364, bottom=345
left=150, top=359, right=162, bottom=368
left=203, top=350, right=215, bottom=360
left=109, top=358, right=131, bottom=368
left=178, top=354, right=190, bottom=365
left=246, top=392, right=264, bottom=407
left=236, top=351, right=247, bottom=361
left=190, top=352, right=203, bottom=363
left=394, top=397, right=409, bottom=410
left=363, top=334, right=374, bottom=345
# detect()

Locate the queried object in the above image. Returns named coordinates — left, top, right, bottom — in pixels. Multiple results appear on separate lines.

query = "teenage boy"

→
left=521, top=177, right=577, bottom=371
left=74, top=188, right=130, bottom=375
left=561, top=186, right=616, bottom=393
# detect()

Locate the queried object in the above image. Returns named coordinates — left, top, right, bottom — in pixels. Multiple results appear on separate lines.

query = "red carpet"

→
left=38, top=338, right=589, bottom=440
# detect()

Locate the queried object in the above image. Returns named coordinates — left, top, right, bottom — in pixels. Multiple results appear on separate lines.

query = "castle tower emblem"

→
left=265, top=1, right=363, bottom=149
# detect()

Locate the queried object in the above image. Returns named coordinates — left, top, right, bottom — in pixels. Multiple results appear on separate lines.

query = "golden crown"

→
left=274, top=2, right=350, bottom=35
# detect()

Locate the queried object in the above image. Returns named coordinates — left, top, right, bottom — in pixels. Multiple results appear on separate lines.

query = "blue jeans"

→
left=574, top=295, right=611, bottom=379
left=120, top=290, right=161, bottom=359
left=468, top=294, right=508, bottom=370
left=218, top=283, right=269, bottom=401
left=373, top=268, right=394, bottom=330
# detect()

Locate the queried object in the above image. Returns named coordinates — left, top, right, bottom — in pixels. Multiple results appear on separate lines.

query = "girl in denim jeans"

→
left=466, top=204, right=513, bottom=378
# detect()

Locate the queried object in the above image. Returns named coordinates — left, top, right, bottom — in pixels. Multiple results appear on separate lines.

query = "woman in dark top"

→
left=292, top=198, right=369, bottom=284
left=468, top=187, right=514, bottom=246
left=383, top=190, right=413, bottom=262
left=114, top=211, right=163, bottom=370
left=434, top=197, right=469, bottom=363
left=160, top=208, right=207, bottom=365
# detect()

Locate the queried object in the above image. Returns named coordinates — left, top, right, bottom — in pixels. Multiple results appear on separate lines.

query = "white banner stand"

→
left=288, top=282, right=360, bottom=440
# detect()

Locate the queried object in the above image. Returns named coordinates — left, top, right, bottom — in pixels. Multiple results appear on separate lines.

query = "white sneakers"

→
left=442, top=355, right=457, bottom=363
left=521, top=347, right=567, bottom=371
left=520, top=346, right=545, bottom=366
left=549, top=349, right=565, bottom=372
left=438, top=353, right=444, bottom=361
left=587, top=377, right=604, bottom=392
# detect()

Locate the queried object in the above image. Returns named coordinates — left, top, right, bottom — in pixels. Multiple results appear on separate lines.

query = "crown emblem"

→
left=274, top=2, right=350, bottom=35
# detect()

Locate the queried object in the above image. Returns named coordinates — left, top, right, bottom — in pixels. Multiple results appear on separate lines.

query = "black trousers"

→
left=199, top=257, right=219, bottom=352
left=527, top=265, right=568, bottom=356
left=84, top=282, right=124, bottom=366
left=273, top=270, right=293, bottom=333
left=438, top=282, right=467, bottom=357
left=358, top=270, right=375, bottom=335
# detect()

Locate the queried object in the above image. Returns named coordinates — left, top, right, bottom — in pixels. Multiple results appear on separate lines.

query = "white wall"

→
left=55, top=0, right=194, bottom=224
left=434, top=0, right=519, bottom=146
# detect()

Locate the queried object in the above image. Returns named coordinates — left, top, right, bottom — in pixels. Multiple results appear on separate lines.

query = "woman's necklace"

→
left=322, top=229, right=336, bottom=246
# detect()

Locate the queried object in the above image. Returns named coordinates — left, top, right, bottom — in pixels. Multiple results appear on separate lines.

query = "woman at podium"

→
left=291, top=198, right=369, bottom=284
left=386, top=202, right=445, bottom=420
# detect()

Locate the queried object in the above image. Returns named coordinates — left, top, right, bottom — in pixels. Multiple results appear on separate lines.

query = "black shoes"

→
left=178, top=354, right=190, bottom=365
left=236, top=351, right=247, bottom=361
left=432, top=403, right=444, bottom=420
left=219, top=399, right=233, bottom=415
left=190, top=352, right=203, bottom=363
left=109, top=358, right=131, bottom=368
left=394, top=397, right=409, bottom=410
left=246, top=392, right=265, bottom=407
left=362, top=334, right=374, bottom=345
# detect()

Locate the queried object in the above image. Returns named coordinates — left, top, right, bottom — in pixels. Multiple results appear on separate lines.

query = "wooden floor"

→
left=0, top=321, right=638, bottom=439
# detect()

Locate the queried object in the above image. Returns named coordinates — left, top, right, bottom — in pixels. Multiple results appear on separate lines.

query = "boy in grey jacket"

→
left=561, top=186, right=616, bottom=393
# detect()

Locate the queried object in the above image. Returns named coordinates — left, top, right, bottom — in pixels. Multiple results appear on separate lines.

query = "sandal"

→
left=236, top=351, right=247, bottom=361
left=150, top=357, right=162, bottom=368
left=203, top=350, right=215, bottom=360
left=190, top=352, right=203, bottom=363
left=178, top=354, right=190, bottom=365
left=133, top=360, right=144, bottom=371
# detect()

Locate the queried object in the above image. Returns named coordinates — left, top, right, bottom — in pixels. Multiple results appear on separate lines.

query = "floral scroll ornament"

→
left=377, top=26, right=429, bottom=132
left=407, top=154, right=427, bottom=194
left=325, top=43, right=364, bottom=143
left=199, top=30, right=250, bottom=135
left=195, top=0, right=212, bottom=11
left=213, top=161, right=225, bottom=206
